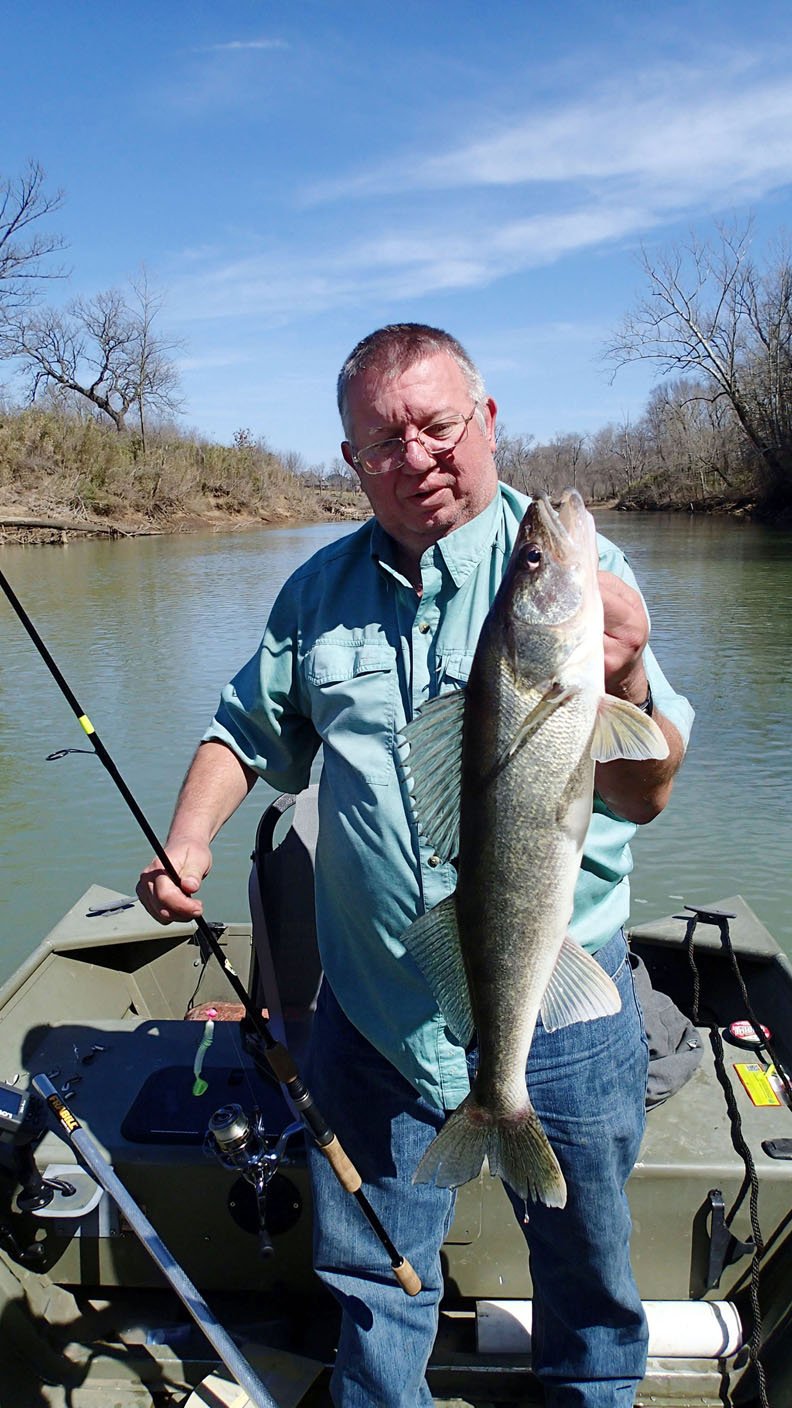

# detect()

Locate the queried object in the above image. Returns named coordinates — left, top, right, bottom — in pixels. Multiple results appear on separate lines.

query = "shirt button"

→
left=427, top=854, right=441, bottom=868
left=418, top=621, right=431, bottom=634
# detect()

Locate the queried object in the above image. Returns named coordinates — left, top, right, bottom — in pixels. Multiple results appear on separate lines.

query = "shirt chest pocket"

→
left=304, top=641, right=397, bottom=786
left=436, top=650, right=474, bottom=696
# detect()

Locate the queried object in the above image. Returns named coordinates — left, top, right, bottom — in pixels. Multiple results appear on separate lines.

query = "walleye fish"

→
left=399, top=489, right=668, bottom=1208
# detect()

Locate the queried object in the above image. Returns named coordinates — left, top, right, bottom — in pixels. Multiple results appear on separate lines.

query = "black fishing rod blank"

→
left=1, top=566, right=420, bottom=1296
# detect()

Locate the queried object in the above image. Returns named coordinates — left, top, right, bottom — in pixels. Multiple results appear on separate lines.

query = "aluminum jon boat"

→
left=1, top=786, right=790, bottom=1407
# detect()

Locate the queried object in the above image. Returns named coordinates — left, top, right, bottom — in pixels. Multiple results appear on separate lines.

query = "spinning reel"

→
left=205, top=1103, right=304, bottom=1257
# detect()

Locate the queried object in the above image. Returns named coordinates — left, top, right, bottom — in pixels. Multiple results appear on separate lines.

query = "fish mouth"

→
left=533, top=489, right=588, bottom=563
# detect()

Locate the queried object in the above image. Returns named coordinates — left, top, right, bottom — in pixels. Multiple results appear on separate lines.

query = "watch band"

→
left=636, top=681, right=654, bottom=716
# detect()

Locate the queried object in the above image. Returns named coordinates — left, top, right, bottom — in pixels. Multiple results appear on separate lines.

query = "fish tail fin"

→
left=414, top=1095, right=567, bottom=1209
left=488, top=1111, right=567, bottom=1208
left=414, top=1095, right=490, bottom=1190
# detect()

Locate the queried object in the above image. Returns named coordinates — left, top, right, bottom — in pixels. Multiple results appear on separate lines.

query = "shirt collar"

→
left=371, top=490, right=502, bottom=590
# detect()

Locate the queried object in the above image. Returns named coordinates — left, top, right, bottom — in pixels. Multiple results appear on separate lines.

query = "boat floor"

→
left=2, top=891, right=791, bottom=1406
left=2, top=1016, right=781, bottom=1408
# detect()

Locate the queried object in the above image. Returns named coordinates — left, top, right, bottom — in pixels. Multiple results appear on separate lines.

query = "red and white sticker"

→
left=728, top=1020, right=771, bottom=1048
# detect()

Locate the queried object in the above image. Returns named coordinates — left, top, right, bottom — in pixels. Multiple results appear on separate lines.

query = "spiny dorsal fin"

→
left=399, top=691, right=465, bottom=861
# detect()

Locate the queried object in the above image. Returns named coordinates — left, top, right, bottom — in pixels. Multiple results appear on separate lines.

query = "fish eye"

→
left=520, top=543, right=543, bottom=571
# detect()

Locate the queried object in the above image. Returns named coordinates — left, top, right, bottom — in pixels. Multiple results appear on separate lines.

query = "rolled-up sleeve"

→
left=597, top=533, right=695, bottom=749
left=202, top=585, right=320, bottom=795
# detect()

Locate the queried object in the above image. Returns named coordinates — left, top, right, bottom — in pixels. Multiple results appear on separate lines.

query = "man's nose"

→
left=400, top=433, right=435, bottom=473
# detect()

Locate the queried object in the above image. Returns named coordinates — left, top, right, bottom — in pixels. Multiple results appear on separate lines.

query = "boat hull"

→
left=2, top=886, right=791, bottom=1406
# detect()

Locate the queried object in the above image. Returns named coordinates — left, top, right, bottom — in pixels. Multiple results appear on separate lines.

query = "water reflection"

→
left=595, top=511, right=792, bottom=941
left=1, top=512, right=790, bottom=983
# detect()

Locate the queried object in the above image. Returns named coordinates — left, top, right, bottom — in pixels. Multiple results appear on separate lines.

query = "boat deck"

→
left=1, top=889, right=791, bottom=1406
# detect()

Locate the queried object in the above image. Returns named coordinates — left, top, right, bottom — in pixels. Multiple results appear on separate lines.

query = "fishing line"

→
left=0, top=565, right=421, bottom=1296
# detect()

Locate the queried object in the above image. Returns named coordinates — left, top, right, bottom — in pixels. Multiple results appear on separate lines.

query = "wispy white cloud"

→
left=169, top=51, right=792, bottom=326
left=177, top=350, right=248, bottom=372
left=164, top=33, right=292, bottom=114
left=195, top=38, right=289, bottom=53
left=305, top=59, right=792, bottom=210
left=169, top=204, right=652, bottom=324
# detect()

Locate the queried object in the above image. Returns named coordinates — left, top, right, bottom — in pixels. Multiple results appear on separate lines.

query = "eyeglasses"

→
left=352, top=404, right=479, bottom=476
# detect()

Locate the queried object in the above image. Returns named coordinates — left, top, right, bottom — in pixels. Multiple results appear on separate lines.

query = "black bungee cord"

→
left=0, top=565, right=420, bottom=1296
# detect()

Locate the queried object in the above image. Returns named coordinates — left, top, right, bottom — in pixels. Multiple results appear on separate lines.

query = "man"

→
left=138, top=324, right=693, bottom=1407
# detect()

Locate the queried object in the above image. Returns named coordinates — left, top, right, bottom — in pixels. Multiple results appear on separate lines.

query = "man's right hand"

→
left=136, top=839, right=212, bottom=924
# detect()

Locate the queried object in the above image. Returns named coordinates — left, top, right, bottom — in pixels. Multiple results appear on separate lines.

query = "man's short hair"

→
left=337, top=323, right=486, bottom=439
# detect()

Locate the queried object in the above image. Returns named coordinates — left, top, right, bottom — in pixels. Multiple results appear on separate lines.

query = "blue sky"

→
left=5, top=1, right=792, bottom=468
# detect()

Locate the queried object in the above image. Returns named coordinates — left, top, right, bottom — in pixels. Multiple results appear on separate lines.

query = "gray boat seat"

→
left=248, top=785, right=322, bottom=1063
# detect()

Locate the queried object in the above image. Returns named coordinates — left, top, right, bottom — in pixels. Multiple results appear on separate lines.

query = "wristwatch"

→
left=636, top=682, right=654, bottom=716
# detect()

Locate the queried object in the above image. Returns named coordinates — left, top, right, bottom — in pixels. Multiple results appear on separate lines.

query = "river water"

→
left=0, top=510, right=790, bottom=985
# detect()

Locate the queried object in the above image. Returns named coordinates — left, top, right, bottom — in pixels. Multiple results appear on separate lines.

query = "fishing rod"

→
left=32, top=1074, right=280, bottom=1408
left=0, top=566, right=420, bottom=1296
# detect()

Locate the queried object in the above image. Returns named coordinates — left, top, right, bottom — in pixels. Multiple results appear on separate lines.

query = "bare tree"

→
left=643, top=379, right=745, bottom=498
left=3, top=278, right=182, bottom=436
left=0, top=161, right=66, bottom=315
left=128, top=270, right=183, bottom=451
left=605, top=222, right=792, bottom=505
left=586, top=425, right=624, bottom=501
left=494, top=425, right=536, bottom=492
left=325, top=456, right=357, bottom=489
left=548, top=432, right=591, bottom=494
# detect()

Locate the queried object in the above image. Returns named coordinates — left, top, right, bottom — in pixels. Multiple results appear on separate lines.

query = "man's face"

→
left=342, top=352, right=498, bottom=568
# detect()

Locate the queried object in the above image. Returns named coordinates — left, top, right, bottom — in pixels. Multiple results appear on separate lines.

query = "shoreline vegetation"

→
left=0, top=406, right=368, bottom=546
left=0, top=402, right=787, bottom=549
left=2, top=172, right=790, bottom=544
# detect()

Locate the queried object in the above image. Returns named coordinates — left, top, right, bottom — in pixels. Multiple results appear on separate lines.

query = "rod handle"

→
left=393, top=1257, right=422, bottom=1296
left=320, top=1135, right=362, bottom=1192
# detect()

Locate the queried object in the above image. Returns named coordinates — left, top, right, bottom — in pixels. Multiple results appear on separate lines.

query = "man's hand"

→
left=599, top=570, right=650, bottom=703
left=136, top=838, right=212, bottom=924
left=135, top=741, right=257, bottom=925
left=596, top=570, right=685, bottom=823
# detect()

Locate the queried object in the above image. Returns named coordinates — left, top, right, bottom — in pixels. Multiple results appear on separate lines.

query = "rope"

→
left=684, top=913, right=770, bottom=1408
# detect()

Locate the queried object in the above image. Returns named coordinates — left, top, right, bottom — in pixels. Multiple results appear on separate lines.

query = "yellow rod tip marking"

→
left=78, top=715, right=95, bottom=735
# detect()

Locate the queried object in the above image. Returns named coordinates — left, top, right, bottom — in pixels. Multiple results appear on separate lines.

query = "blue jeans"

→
left=305, top=930, right=649, bottom=1407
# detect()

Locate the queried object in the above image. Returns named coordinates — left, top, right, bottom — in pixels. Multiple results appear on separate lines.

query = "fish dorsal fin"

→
left=400, top=690, right=465, bottom=862
left=590, top=696, right=670, bottom=764
left=400, top=896, right=474, bottom=1046
left=540, top=934, right=622, bottom=1032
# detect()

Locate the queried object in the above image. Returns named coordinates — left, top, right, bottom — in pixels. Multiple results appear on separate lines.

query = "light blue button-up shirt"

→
left=205, top=483, right=694, bottom=1109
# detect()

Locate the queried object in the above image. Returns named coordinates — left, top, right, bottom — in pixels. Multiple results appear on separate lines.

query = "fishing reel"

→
left=205, top=1103, right=303, bottom=1258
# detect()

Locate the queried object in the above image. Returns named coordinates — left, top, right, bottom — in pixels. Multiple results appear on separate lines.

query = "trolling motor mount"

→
left=0, top=1081, right=77, bottom=1213
left=205, top=1103, right=303, bottom=1255
left=0, top=1081, right=76, bottom=1265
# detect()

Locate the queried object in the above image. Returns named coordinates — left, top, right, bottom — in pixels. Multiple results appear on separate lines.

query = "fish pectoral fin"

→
left=400, top=896, right=474, bottom=1046
left=590, top=695, right=670, bottom=764
left=540, top=935, right=622, bottom=1032
left=399, top=690, right=465, bottom=862
left=499, top=681, right=577, bottom=768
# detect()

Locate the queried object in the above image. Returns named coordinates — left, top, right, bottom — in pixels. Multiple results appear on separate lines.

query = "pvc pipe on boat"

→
left=477, top=1298, right=743, bottom=1359
left=32, top=1074, right=279, bottom=1408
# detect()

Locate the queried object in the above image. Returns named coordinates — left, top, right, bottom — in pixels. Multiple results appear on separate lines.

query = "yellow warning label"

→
left=734, top=1063, right=782, bottom=1107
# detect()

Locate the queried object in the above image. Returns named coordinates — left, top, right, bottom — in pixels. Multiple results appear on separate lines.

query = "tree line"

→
left=2, top=162, right=791, bottom=522
left=498, top=223, right=792, bottom=517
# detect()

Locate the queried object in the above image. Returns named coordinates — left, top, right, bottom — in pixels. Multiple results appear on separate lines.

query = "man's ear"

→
left=483, top=397, right=498, bottom=452
left=341, top=441, right=363, bottom=483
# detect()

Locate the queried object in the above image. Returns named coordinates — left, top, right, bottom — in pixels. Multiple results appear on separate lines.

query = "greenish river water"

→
left=1, top=510, right=790, bottom=986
